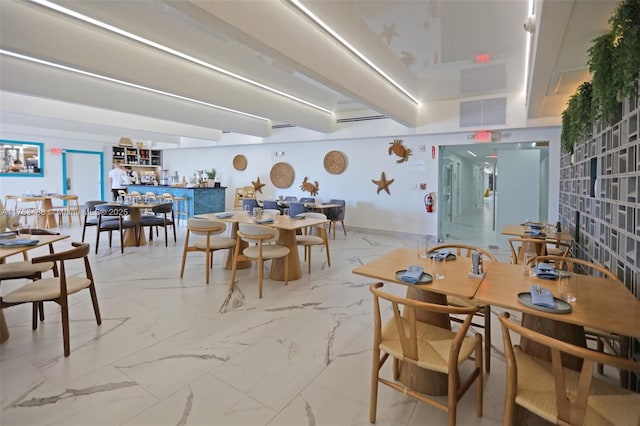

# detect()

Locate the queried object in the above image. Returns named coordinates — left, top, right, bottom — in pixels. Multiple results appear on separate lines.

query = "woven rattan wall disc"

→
left=233, top=154, right=247, bottom=171
left=323, top=151, right=347, bottom=174
left=270, top=162, right=295, bottom=188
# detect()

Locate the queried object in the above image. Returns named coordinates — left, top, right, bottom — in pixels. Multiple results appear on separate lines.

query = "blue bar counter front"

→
left=128, top=185, right=226, bottom=217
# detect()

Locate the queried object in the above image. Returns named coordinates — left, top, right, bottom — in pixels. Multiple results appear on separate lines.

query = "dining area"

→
left=352, top=232, right=640, bottom=425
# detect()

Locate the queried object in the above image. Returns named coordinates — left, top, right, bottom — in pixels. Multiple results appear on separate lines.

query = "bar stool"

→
left=173, top=196, right=189, bottom=225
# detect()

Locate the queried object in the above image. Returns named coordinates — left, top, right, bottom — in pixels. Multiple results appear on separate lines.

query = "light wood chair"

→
left=229, top=223, right=289, bottom=298
left=508, top=237, right=571, bottom=264
left=295, top=212, right=330, bottom=274
left=0, top=242, right=102, bottom=357
left=52, top=194, right=82, bottom=226
left=429, top=243, right=497, bottom=372
left=368, top=282, right=483, bottom=426
left=498, top=312, right=640, bottom=425
left=180, top=218, right=235, bottom=285
left=534, top=255, right=630, bottom=387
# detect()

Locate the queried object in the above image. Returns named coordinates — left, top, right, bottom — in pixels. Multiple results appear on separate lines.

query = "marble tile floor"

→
left=1, top=222, right=518, bottom=425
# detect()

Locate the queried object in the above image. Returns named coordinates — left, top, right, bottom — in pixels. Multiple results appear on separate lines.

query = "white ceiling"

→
left=0, top=0, right=617, bottom=146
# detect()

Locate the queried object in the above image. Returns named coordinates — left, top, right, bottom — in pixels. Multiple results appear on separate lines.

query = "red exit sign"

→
left=475, top=54, right=490, bottom=63
left=50, top=148, right=63, bottom=155
left=474, top=131, right=492, bottom=142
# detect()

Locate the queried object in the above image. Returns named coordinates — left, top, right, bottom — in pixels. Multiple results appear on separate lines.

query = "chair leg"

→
left=258, top=258, right=264, bottom=298
left=89, top=283, right=102, bottom=325
left=369, top=348, right=381, bottom=423
left=307, top=247, right=312, bottom=274
left=484, top=306, right=491, bottom=372
left=61, top=297, right=70, bottom=357
left=180, top=231, right=190, bottom=278
left=32, top=302, right=39, bottom=330
left=205, top=249, right=211, bottom=285
left=229, top=241, right=241, bottom=289
left=341, top=220, right=346, bottom=237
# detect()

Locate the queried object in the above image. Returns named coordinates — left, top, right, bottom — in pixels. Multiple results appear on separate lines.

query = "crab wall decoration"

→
left=300, top=176, right=319, bottom=196
left=388, top=139, right=412, bottom=163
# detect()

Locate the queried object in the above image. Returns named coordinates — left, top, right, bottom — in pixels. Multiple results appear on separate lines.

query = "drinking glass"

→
left=559, top=273, right=577, bottom=302
left=116, top=196, right=124, bottom=204
left=417, top=238, right=430, bottom=260
left=243, top=205, right=250, bottom=215
left=18, top=223, right=31, bottom=239
left=523, top=252, right=536, bottom=276
left=432, top=257, right=446, bottom=280
left=283, top=208, right=290, bottom=217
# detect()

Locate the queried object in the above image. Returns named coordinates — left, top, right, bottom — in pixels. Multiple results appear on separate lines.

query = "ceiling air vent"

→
left=336, top=115, right=387, bottom=123
left=459, top=98, right=506, bottom=128
left=271, top=124, right=296, bottom=129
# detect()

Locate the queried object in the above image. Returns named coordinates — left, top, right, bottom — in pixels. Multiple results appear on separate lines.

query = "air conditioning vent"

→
left=336, top=115, right=387, bottom=123
left=271, top=124, right=296, bottom=129
left=459, top=98, right=506, bottom=127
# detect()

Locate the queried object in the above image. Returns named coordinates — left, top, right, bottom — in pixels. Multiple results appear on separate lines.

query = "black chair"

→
left=81, top=200, right=111, bottom=242
left=137, top=203, right=176, bottom=246
left=326, top=199, right=346, bottom=239
left=94, top=204, right=138, bottom=254
left=299, top=197, right=315, bottom=203
left=242, top=198, right=259, bottom=212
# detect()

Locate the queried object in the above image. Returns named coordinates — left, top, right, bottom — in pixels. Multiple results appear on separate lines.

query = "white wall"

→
left=1, top=122, right=561, bottom=238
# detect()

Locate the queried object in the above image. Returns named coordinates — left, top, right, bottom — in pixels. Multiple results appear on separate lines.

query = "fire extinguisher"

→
left=425, top=193, right=434, bottom=213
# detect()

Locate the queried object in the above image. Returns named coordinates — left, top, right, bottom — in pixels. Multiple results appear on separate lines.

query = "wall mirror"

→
left=0, top=140, right=44, bottom=177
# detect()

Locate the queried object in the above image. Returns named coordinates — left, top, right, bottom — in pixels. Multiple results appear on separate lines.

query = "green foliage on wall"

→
left=561, top=0, right=640, bottom=152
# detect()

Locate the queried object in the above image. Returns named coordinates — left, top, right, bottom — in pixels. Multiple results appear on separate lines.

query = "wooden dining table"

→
left=196, top=212, right=329, bottom=281
left=0, top=233, right=71, bottom=343
left=352, top=247, right=483, bottom=396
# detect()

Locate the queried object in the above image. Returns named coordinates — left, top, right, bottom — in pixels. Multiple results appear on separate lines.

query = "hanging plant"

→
left=588, top=0, right=640, bottom=123
left=561, top=82, right=593, bottom=153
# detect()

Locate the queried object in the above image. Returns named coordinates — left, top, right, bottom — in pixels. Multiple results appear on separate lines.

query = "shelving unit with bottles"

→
left=112, top=146, right=162, bottom=167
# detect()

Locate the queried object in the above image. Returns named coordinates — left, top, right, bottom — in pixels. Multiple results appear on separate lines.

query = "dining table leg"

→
left=270, top=229, right=302, bottom=281
left=37, top=198, right=57, bottom=228
left=397, top=287, right=450, bottom=396
left=124, top=208, right=144, bottom=246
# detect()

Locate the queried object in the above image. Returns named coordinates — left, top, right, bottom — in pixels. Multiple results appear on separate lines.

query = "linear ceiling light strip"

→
left=289, top=0, right=420, bottom=105
left=28, top=0, right=333, bottom=115
left=0, top=49, right=269, bottom=121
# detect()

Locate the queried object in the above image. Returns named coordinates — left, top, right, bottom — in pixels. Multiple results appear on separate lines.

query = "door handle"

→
left=66, top=178, right=71, bottom=191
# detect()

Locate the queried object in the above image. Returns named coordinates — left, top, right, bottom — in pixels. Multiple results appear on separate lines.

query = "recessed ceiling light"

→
left=0, top=49, right=269, bottom=121
left=467, top=150, right=477, bottom=157
left=289, top=0, right=420, bottom=105
left=29, top=0, right=333, bottom=115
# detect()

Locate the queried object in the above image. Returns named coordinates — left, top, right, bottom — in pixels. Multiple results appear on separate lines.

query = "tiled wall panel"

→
left=559, top=90, right=640, bottom=390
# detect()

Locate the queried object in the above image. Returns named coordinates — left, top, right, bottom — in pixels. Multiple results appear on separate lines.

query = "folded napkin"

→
left=428, top=250, right=456, bottom=261
left=256, top=217, right=274, bottom=224
left=0, top=231, right=17, bottom=240
left=535, top=262, right=558, bottom=280
left=528, top=224, right=542, bottom=230
left=215, top=212, right=234, bottom=218
left=529, top=285, right=556, bottom=308
left=527, top=229, right=545, bottom=237
left=400, top=265, right=424, bottom=284
left=0, top=239, right=39, bottom=247
left=294, top=213, right=307, bottom=218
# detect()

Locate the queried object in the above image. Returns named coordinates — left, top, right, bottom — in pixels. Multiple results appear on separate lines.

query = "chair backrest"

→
left=262, top=200, right=279, bottom=210
left=499, top=312, right=640, bottom=425
left=327, top=199, right=346, bottom=220
left=508, top=237, right=547, bottom=264
left=187, top=218, right=226, bottom=236
left=429, top=243, right=497, bottom=262
left=95, top=204, right=133, bottom=218
left=299, top=197, right=315, bottom=203
left=369, top=282, right=479, bottom=360
left=238, top=223, right=279, bottom=244
left=151, top=202, right=174, bottom=214
left=84, top=200, right=107, bottom=211
left=288, top=202, right=306, bottom=217
left=242, top=198, right=259, bottom=210
left=284, top=196, right=297, bottom=201
left=534, top=255, right=618, bottom=280
left=32, top=242, right=91, bottom=279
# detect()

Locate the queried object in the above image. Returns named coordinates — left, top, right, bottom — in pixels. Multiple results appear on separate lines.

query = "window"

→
left=0, top=140, right=45, bottom=177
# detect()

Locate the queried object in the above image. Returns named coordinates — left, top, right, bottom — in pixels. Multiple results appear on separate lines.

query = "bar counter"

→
left=127, top=185, right=226, bottom=217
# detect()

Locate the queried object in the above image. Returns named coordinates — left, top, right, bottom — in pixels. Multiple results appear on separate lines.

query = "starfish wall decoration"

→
left=252, top=177, right=266, bottom=193
left=372, top=171, right=394, bottom=195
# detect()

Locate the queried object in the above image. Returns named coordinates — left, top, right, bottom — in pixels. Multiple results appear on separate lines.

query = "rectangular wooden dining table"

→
left=195, top=212, right=329, bottom=281
left=0, top=233, right=71, bottom=343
